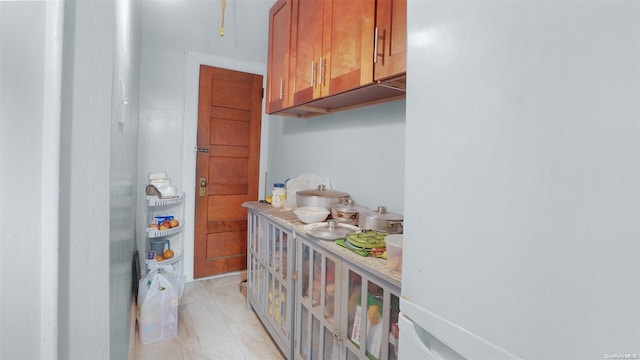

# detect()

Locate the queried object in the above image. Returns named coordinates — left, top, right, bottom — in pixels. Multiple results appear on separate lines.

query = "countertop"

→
left=243, top=201, right=402, bottom=289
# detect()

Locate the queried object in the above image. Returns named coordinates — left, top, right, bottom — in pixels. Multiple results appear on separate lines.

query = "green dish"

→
left=335, top=239, right=370, bottom=256
left=345, top=230, right=387, bottom=249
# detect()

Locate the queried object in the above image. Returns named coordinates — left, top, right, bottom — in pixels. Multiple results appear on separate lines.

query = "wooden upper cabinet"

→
left=266, top=0, right=406, bottom=117
left=266, top=0, right=293, bottom=114
left=290, top=0, right=325, bottom=105
left=374, top=0, right=407, bottom=81
left=291, top=0, right=375, bottom=106
left=324, top=0, right=375, bottom=96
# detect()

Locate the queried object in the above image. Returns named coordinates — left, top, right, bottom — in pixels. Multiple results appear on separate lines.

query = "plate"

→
left=303, top=222, right=361, bottom=240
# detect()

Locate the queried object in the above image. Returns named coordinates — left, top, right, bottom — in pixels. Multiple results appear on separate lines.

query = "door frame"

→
left=183, top=51, right=269, bottom=281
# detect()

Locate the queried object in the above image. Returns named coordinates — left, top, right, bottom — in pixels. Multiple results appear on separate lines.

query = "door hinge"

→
left=195, top=147, right=209, bottom=153
left=262, top=87, right=264, bottom=99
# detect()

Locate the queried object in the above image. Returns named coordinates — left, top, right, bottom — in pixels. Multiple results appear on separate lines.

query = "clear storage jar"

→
left=272, top=183, right=286, bottom=208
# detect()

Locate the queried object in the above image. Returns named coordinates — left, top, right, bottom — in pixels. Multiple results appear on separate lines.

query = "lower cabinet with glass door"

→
left=294, top=233, right=401, bottom=360
left=246, top=209, right=295, bottom=358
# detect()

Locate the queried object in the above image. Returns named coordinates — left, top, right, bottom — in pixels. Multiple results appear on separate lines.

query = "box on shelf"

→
left=152, top=215, right=174, bottom=227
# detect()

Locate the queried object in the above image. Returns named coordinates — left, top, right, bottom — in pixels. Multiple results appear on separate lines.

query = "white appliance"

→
left=401, top=1, right=639, bottom=359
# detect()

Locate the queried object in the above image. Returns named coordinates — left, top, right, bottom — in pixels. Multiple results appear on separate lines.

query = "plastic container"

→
left=148, top=171, right=168, bottom=181
left=272, top=183, right=286, bottom=208
left=283, top=197, right=297, bottom=211
left=150, top=238, right=170, bottom=256
left=293, top=206, right=330, bottom=224
left=149, top=178, right=172, bottom=188
left=157, top=186, right=177, bottom=198
left=385, top=234, right=403, bottom=272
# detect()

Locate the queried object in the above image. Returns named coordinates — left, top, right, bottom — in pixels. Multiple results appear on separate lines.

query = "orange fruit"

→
left=155, top=255, right=164, bottom=262
left=163, top=249, right=174, bottom=259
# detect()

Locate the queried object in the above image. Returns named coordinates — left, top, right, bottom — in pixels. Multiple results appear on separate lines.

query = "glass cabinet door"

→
left=246, top=212, right=296, bottom=358
left=295, top=236, right=341, bottom=360
left=247, top=211, right=264, bottom=309
left=345, top=269, right=364, bottom=356
left=342, top=267, right=399, bottom=360
left=265, top=222, right=292, bottom=342
left=387, top=293, right=400, bottom=360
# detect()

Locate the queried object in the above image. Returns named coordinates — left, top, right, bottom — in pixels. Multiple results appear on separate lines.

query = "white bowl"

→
left=294, top=206, right=330, bottom=224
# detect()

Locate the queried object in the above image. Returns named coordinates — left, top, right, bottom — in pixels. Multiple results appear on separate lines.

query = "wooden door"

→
left=325, top=0, right=375, bottom=96
left=266, top=0, right=293, bottom=114
left=374, top=0, right=407, bottom=81
left=194, top=65, right=262, bottom=278
left=291, top=0, right=325, bottom=105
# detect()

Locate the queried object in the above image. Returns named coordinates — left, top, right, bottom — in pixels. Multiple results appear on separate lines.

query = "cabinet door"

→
left=374, top=0, right=407, bottom=81
left=291, top=0, right=325, bottom=105
left=247, top=211, right=264, bottom=309
left=325, top=0, right=375, bottom=96
left=266, top=0, right=293, bottom=113
left=291, top=0, right=375, bottom=105
left=295, top=237, right=342, bottom=359
left=265, top=221, right=293, bottom=343
left=386, top=292, right=400, bottom=360
left=341, top=267, right=400, bottom=360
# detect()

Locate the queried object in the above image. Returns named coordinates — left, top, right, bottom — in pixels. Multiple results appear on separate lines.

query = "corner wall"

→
left=58, top=0, right=114, bottom=357
left=0, top=2, right=51, bottom=358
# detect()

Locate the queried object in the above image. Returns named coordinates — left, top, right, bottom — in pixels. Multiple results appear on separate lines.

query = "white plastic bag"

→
left=285, top=174, right=333, bottom=201
left=137, top=269, right=184, bottom=344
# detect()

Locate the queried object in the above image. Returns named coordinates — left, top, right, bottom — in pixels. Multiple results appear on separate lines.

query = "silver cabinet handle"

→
left=279, top=78, right=284, bottom=100
left=310, top=60, right=315, bottom=87
left=318, top=57, right=322, bottom=87
left=319, top=56, right=325, bottom=87
left=374, top=26, right=379, bottom=63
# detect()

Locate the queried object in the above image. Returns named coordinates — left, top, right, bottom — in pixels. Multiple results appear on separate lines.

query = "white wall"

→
left=60, top=1, right=142, bottom=358
left=266, top=101, right=406, bottom=213
left=58, top=1, right=114, bottom=357
left=109, top=0, right=142, bottom=357
left=1, top=1, right=141, bottom=358
left=0, top=2, right=50, bottom=358
left=141, top=0, right=268, bottom=64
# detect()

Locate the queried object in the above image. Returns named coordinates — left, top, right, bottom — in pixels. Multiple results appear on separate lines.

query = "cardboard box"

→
left=239, top=280, right=247, bottom=298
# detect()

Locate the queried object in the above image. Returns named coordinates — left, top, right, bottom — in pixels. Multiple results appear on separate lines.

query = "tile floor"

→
left=134, top=272, right=285, bottom=360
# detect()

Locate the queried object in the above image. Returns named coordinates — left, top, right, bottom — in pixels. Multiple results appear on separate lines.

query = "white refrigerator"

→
left=400, top=1, right=639, bottom=359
